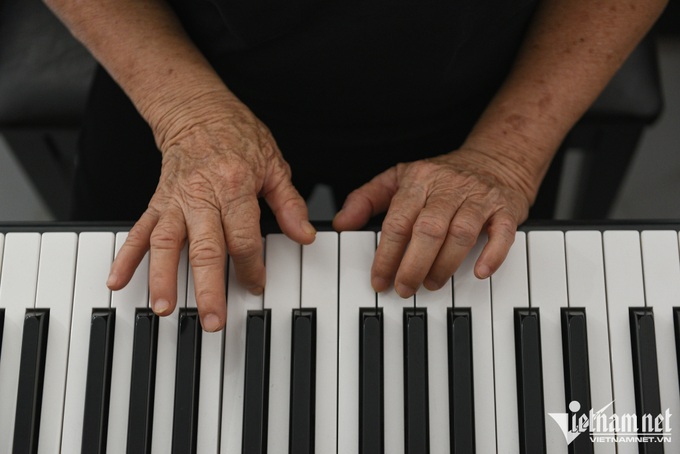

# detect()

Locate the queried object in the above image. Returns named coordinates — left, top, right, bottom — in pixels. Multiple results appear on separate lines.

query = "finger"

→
left=186, top=207, right=228, bottom=332
left=148, top=207, right=187, bottom=316
left=475, top=210, right=517, bottom=279
left=222, top=193, right=266, bottom=294
left=263, top=171, right=316, bottom=244
left=393, top=192, right=458, bottom=297
left=371, top=182, right=425, bottom=293
left=108, top=210, right=157, bottom=290
left=332, top=167, right=398, bottom=231
left=423, top=202, right=487, bottom=290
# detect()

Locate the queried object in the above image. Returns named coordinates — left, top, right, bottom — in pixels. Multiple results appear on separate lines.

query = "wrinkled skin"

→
left=108, top=93, right=532, bottom=332
left=333, top=147, right=531, bottom=298
left=107, top=97, right=316, bottom=331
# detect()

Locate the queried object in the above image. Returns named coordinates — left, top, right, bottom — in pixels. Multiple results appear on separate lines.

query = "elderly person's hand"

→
left=333, top=146, right=532, bottom=297
left=45, top=0, right=667, bottom=331
left=106, top=92, right=316, bottom=331
left=331, top=0, right=669, bottom=296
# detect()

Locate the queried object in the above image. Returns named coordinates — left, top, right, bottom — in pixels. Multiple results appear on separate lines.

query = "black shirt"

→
left=74, top=0, right=539, bottom=220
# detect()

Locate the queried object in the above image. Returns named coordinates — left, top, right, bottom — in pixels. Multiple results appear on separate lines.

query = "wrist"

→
left=144, top=80, right=242, bottom=152
left=460, top=94, right=568, bottom=204
left=458, top=130, right=554, bottom=205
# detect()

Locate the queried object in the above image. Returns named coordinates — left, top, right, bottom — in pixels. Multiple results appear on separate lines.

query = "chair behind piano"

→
left=531, top=33, right=665, bottom=220
left=0, top=0, right=96, bottom=220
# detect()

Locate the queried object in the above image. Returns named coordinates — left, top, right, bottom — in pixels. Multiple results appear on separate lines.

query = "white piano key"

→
left=641, top=230, right=680, bottom=450
left=527, top=231, right=567, bottom=454
left=0, top=232, right=41, bottom=454
left=564, top=231, right=615, bottom=454
left=35, top=233, right=78, bottom=454
left=264, top=234, right=301, bottom=454
left=61, top=232, right=115, bottom=454
left=300, top=231, right=338, bottom=454
left=491, top=231, right=528, bottom=454
left=338, top=231, right=376, bottom=454
left=378, top=231, right=414, bottom=454
left=151, top=245, right=188, bottom=454
left=453, top=236, right=496, bottom=454
left=602, top=230, right=643, bottom=454
left=187, top=262, right=224, bottom=454
left=221, top=255, right=264, bottom=454
left=415, top=277, right=452, bottom=454
left=107, top=232, right=150, bottom=454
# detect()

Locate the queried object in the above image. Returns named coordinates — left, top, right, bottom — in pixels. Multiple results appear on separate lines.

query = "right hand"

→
left=106, top=91, right=316, bottom=331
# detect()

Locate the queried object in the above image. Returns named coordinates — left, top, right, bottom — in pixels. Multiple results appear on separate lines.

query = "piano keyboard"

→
left=0, top=226, right=679, bottom=453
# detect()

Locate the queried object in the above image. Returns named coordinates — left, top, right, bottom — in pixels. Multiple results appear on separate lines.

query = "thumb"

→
left=263, top=170, right=316, bottom=244
left=333, top=167, right=398, bottom=231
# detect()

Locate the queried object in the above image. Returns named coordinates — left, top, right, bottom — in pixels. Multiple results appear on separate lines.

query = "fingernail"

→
left=249, top=285, right=264, bottom=296
left=106, top=272, right=118, bottom=288
left=202, top=313, right=221, bottom=332
left=301, top=220, right=316, bottom=237
left=423, top=277, right=440, bottom=291
left=395, top=282, right=416, bottom=298
left=372, top=276, right=389, bottom=293
left=154, top=299, right=170, bottom=315
left=476, top=264, right=491, bottom=279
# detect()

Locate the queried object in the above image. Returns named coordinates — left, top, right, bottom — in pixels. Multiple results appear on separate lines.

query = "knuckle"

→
left=490, top=215, right=517, bottom=241
left=262, top=166, right=292, bottom=199
left=271, top=158, right=293, bottom=180
left=383, top=212, right=413, bottom=240
left=224, top=189, right=249, bottom=208
left=189, top=236, right=225, bottom=268
left=401, top=160, right=436, bottom=178
left=126, top=221, right=153, bottom=248
left=223, top=192, right=260, bottom=221
left=449, top=218, right=479, bottom=247
left=223, top=162, right=252, bottom=187
left=413, top=215, right=449, bottom=242
left=199, top=164, right=250, bottom=199
left=278, top=195, right=306, bottom=215
left=150, top=224, right=184, bottom=251
left=227, top=231, right=261, bottom=261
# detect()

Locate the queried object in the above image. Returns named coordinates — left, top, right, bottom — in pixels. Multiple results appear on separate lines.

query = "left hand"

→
left=332, top=147, right=533, bottom=297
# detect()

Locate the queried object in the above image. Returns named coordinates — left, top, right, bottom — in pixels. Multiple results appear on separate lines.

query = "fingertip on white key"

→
left=201, top=313, right=222, bottom=332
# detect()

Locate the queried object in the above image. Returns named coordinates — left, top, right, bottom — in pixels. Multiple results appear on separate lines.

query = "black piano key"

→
left=81, top=308, right=116, bottom=454
left=289, top=309, right=317, bottom=454
left=630, top=308, right=664, bottom=453
left=514, top=308, right=546, bottom=454
left=360, top=308, right=384, bottom=454
left=242, top=309, right=271, bottom=454
left=127, top=308, right=159, bottom=454
left=674, top=307, right=680, bottom=391
left=12, top=308, right=50, bottom=454
left=403, top=308, right=429, bottom=454
left=560, top=308, right=593, bottom=454
left=447, top=308, right=475, bottom=454
left=0, top=308, right=5, bottom=361
left=172, top=308, right=202, bottom=454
